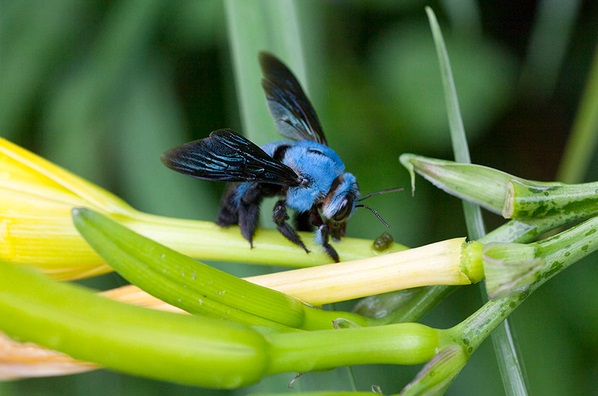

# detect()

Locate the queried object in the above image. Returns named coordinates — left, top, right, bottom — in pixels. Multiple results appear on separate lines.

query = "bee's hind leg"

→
left=217, top=184, right=240, bottom=226
left=273, top=199, right=310, bottom=254
left=218, top=183, right=262, bottom=248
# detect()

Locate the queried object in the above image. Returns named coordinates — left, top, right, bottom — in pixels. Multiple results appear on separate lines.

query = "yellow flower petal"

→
left=0, top=138, right=133, bottom=214
left=0, top=333, right=97, bottom=380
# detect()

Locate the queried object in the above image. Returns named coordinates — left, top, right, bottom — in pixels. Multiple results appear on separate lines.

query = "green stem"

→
left=265, top=323, right=442, bottom=375
left=505, top=179, right=598, bottom=218
left=123, top=210, right=407, bottom=268
left=353, top=286, right=456, bottom=324
left=428, top=215, right=598, bottom=395
left=457, top=214, right=598, bottom=353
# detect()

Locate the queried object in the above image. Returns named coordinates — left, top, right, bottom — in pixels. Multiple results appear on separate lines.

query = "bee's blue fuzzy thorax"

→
left=270, top=140, right=346, bottom=213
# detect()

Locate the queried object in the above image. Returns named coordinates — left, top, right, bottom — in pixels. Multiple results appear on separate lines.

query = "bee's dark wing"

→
left=259, top=52, right=327, bottom=146
left=161, top=129, right=301, bottom=186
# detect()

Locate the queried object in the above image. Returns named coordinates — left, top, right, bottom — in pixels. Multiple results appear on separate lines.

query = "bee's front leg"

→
left=309, top=209, right=340, bottom=262
left=273, top=199, right=309, bottom=254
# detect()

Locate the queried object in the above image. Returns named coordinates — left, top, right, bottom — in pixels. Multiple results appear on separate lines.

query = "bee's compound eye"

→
left=332, top=196, right=354, bottom=222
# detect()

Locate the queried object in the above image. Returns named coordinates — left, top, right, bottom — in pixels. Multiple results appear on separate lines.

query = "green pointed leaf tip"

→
left=399, top=153, right=417, bottom=196
left=399, top=154, right=510, bottom=214
left=0, top=260, right=268, bottom=388
left=71, top=207, right=306, bottom=328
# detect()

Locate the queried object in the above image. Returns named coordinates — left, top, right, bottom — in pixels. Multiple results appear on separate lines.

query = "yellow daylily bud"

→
left=0, top=137, right=137, bottom=279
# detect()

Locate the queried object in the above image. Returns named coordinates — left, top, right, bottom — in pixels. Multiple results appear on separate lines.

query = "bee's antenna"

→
left=356, top=204, right=390, bottom=227
left=358, top=187, right=404, bottom=202
left=356, top=187, right=402, bottom=227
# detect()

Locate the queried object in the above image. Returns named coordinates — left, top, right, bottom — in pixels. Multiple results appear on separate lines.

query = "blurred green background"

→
left=1, top=0, right=597, bottom=395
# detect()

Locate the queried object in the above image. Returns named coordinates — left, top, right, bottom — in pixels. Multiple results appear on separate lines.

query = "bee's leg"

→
left=239, top=185, right=266, bottom=248
left=238, top=202, right=261, bottom=248
left=219, top=183, right=263, bottom=248
left=273, top=199, right=310, bottom=253
left=315, top=225, right=339, bottom=262
left=217, top=183, right=239, bottom=226
left=309, top=209, right=340, bottom=262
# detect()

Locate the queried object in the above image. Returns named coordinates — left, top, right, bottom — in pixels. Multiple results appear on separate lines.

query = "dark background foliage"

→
left=1, top=1, right=597, bottom=395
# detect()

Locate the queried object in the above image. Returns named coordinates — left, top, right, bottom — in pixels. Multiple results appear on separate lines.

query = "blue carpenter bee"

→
left=162, top=52, right=395, bottom=262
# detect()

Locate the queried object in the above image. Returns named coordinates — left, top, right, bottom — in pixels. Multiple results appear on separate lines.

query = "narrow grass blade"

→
left=426, top=7, right=528, bottom=395
left=557, top=42, right=598, bottom=183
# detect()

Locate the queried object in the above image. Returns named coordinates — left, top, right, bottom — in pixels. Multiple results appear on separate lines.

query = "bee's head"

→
left=322, top=173, right=359, bottom=240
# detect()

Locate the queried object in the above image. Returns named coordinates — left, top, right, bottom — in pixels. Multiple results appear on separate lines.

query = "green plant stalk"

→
left=123, top=210, right=408, bottom=267
left=367, top=209, right=594, bottom=324
left=485, top=214, right=598, bottom=299
left=353, top=286, right=457, bottom=323
left=74, top=208, right=370, bottom=330
left=425, top=6, right=485, bottom=241
left=505, top=178, right=598, bottom=218
left=404, top=213, right=598, bottom=394
left=265, top=323, right=443, bottom=375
